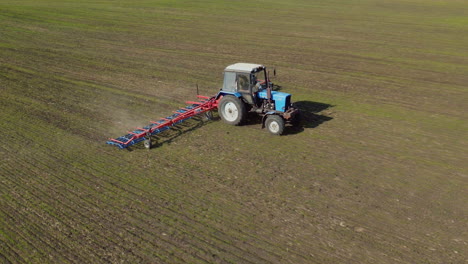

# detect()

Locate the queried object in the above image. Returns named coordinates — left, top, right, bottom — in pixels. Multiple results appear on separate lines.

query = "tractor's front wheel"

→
left=219, top=96, right=246, bottom=126
left=265, top=115, right=285, bottom=135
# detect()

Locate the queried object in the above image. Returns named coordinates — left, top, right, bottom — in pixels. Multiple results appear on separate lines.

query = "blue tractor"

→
left=216, top=63, right=300, bottom=135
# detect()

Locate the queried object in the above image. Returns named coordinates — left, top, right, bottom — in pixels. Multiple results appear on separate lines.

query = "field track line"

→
left=1, top=132, right=271, bottom=263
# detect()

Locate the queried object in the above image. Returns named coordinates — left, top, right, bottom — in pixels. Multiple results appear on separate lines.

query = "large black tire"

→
left=265, top=115, right=285, bottom=135
left=219, top=96, right=246, bottom=126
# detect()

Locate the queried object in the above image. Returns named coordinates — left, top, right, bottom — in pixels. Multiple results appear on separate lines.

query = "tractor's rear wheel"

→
left=265, top=115, right=285, bottom=135
left=219, top=96, right=246, bottom=126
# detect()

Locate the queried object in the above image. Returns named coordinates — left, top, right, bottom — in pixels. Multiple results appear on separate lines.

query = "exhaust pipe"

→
left=265, top=69, right=272, bottom=103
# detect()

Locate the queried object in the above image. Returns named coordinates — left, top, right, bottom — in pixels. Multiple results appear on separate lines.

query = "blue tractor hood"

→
left=258, top=90, right=291, bottom=112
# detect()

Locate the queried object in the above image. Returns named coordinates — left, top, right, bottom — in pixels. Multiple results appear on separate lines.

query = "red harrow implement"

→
left=107, top=95, right=217, bottom=149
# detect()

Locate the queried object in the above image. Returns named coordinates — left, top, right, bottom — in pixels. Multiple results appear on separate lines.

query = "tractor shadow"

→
left=286, top=101, right=334, bottom=135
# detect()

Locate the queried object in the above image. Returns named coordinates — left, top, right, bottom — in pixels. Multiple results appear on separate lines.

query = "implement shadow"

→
left=284, top=101, right=334, bottom=135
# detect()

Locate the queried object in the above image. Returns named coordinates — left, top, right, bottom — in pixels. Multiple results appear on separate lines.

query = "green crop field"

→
left=1, top=0, right=467, bottom=263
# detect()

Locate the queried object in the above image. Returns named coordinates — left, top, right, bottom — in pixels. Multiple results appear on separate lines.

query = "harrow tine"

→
left=186, top=101, right=203, bottom=105
left=108, top=138, right=124, bottom=144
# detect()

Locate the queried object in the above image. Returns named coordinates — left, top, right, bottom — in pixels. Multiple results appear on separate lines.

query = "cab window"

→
left=237, top=73, right=250, bottom=91
left=223, top=72, right=236, bottom=92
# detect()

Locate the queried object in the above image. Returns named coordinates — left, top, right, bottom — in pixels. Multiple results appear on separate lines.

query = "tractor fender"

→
left=261, top=112, right=277, bottom=128
left=215, top=91, right=242, bottom=100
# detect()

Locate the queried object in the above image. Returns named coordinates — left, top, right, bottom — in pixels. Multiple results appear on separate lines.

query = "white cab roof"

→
left=224, top=63, right=264, bottom=73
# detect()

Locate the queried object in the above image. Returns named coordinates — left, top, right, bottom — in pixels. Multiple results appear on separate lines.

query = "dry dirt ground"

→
left=1, top=0, right=467, bottom=263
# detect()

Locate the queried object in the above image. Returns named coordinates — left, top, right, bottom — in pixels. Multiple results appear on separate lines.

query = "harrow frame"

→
left=107, top=95, right=217, bottom=149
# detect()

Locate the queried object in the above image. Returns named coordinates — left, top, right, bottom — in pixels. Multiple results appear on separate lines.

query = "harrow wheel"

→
left=203, top=110, right=213, bottom=121
left=144, top=138, right=152, bottom=149
left=219, top=96, right=246, bottom=126
left=265, top=115, right=285, bottom=135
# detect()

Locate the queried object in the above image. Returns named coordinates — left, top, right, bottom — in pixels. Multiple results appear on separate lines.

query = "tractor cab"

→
left=222, top=63, right=267, bottom=105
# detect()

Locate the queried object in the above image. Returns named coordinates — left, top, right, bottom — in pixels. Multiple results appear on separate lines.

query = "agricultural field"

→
left=1, top=0, right=467, bottom=263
